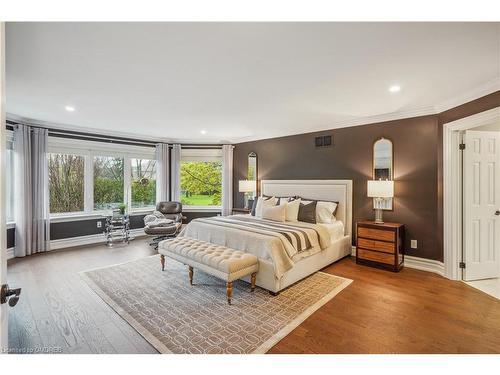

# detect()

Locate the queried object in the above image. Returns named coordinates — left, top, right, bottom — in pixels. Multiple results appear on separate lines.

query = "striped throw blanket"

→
left=194, top=216, right=325, bottom=255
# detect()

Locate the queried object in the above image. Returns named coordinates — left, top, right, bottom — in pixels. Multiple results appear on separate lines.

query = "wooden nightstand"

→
left=232, top=207, right=250, bottom=215
left=356, top=221, right=405, bottom=272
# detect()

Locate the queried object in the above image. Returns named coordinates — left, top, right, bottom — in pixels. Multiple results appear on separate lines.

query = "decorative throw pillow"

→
left=261, top=204, right=286, bottom=222
left=279, top=198, right=301, bottom=222
left=251, top=196, right=274, bottom=216
left=299, top=198, right=339, bottom=223
left=255, top=196, right=278, bottom=217
left=316, top=201, right=339, bottom=224
left=276, top=196, right=292, bottom=205
left=297, top=200, right=317, bottom=223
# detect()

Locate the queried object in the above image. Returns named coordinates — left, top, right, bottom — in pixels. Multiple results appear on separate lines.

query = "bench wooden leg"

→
left=160, top=255, right=165, bottom=271
left=188, top=266, right=194, bottom=285
left=250, top=273, right=257, bottom=292
left=226, top=281, right=233, bottom=305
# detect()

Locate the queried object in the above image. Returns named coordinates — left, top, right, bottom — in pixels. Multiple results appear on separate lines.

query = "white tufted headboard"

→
left=260, top=179, right=353, bottom=237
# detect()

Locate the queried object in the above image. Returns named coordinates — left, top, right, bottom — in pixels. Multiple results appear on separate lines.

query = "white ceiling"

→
left=6, top=22, right=500, bottom=143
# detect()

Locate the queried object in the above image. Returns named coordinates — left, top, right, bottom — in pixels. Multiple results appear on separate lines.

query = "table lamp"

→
left=367, top=180, right=394, bottom=224
left=239, top=180, right=256, bottom=209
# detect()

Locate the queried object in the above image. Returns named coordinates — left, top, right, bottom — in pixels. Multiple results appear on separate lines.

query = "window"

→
left=6, top=132, right=14, bottom=222
left=93, top=156, right=124, bottom=210
left=48, top=153, right=85, bottom=213
left=180, top=149, right=222, bottom=207
left=130, top=158, right=156, bottom=209
left=47, top=137, right=156, bottom=217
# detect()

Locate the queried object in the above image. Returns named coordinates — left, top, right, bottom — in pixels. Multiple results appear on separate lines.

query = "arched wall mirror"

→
left=247, top=152, right=257, bottom=182
left=373, top=137, right=394, bottom=210
left=245, top=152, right=258, bottom=208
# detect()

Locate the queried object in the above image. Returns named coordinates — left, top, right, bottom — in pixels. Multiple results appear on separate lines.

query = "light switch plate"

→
left=410, top=240, right=417, bottom=249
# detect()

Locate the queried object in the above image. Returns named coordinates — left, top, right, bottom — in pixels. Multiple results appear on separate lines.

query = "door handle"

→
left=1, top=284, right=22, bottom=307
left=495, top=210, right=500, bottom=216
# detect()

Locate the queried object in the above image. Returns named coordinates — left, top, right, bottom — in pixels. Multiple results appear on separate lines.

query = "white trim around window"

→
left=180, top=148, right=223, bottom=210
left=48, top=137, right=156, bottom=219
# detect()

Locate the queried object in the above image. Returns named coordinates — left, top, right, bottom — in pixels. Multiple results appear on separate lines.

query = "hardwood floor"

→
left=7, top=240, right=500, bottom=354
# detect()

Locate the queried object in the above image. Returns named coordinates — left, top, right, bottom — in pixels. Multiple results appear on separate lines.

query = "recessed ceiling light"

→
left=200, top=130, right=207, bottom=135
left=65, top=105, right=75, bottom=112
left=388, top=85, right=401, bottom=93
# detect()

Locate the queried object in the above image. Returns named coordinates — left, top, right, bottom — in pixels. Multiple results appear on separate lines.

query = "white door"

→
left=0, top=22, right=8, bottom=351
left=463, top=130, right=500, bottom=281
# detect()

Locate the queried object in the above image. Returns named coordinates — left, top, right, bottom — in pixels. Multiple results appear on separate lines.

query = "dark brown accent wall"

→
left=233, top=91, right=500, bottom=262
left=234, top=115, right=440, bottom=260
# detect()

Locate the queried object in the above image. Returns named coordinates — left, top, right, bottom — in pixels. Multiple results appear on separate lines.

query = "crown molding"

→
left=6, top=112, right=173, bottom=144
left=6, top=113, right=228, bottom=145
left=7, top=78, right=500, bottom=144
left=434, top=77, right=500, bottom=113
left=235, top=106, right=437, bottom=143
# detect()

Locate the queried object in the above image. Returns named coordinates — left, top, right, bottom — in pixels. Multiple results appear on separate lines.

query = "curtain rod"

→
left=6, top=120, right=224, bottom=149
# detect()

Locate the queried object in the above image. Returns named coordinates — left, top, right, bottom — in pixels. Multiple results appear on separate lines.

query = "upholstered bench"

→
left=158, top=237, right=259, bottom=304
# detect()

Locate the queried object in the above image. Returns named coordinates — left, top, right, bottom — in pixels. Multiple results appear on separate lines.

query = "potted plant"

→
left=118, top=203, right=127, bottom=215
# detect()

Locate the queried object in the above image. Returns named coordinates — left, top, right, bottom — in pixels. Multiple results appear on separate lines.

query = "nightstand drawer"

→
left=357, top=248, right=394, bottom=265
left=358, top=227, right=395, bottom=242
left=357, top=238, right=395, bottom=254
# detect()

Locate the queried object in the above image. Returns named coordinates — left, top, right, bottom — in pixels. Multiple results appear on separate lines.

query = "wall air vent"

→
left=315, top=135, right=333, bottom=148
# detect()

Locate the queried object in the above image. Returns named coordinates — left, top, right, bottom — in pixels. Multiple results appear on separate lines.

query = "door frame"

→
left=443, top=106, right=500, bottom=280
left=0, top=21, right=7, bottom=351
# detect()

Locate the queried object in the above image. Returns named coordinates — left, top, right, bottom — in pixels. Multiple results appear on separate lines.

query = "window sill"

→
left=183, top=206, right=222, bottom=213
left=50, top=209, right=154, bottom=223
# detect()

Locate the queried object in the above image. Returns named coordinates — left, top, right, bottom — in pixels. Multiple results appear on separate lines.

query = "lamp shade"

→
left=239, top=180, right=256, bottom=193
left=367, top=180, right=394, bottom=198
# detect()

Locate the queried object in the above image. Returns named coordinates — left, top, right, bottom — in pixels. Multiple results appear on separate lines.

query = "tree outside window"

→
left=131, top=158, right=156, bottom=209
left=48, top=153, right=85, bottom=213
left=93, top=156, right=124, bottom=210
left=180, top=161, right=222, bottom=206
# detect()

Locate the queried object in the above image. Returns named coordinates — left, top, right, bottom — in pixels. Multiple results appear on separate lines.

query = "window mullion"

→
left=85, top=152, right=94, bottom=213
left=124, top=156, right=131, bottom=211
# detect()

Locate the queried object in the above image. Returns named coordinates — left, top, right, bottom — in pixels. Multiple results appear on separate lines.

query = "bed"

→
left=175, top=179, right=352, bottom=293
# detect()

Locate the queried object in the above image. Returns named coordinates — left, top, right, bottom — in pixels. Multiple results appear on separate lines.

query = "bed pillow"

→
left=279, top=198, right=301, bottom=222
left=297, top=200, right=317, bottom=223
left=316, top=201, right=338, bottom=224
left=255, top=196, right=278, bottom=217
left=251, top=196, right=275, bottom=216
left=300, top=198, right=339, bottom=223
left=261, top=204, right=286, bottom=222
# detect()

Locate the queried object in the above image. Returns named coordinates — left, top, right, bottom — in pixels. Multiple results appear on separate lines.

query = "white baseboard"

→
left=403, top=255, right=445, bottom=276
left=8, top=229, right=147, bottom=257
left=50, top=228, right=147, bottom=250
left=351, top=246, right=444, bottom=276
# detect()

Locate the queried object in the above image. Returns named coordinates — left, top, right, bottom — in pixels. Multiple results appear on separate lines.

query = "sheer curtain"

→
left=14, top=124, right=50, bottom=257
left=155, top=143, right=170, bottom=202
left=170, top=144, right=182, bottom=202
left=221, top=144, right=234, bottom=216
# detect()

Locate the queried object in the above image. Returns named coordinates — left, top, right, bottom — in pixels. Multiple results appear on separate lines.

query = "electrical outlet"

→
left=97, top=221, right=102, bottom=228
left=411, top=240, right=417, bottom=249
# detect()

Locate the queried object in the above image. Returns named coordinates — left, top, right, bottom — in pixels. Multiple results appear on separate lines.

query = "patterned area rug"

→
left=81, top=255, right=352, bottom=354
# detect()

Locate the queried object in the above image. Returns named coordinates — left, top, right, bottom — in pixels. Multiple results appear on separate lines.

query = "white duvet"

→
left=179, top=214, right=343, bottom=279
